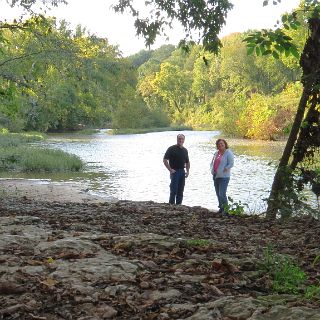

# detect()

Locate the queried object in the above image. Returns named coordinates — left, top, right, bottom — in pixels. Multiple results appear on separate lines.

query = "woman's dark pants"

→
left=169, top=169, right=185, bottom=204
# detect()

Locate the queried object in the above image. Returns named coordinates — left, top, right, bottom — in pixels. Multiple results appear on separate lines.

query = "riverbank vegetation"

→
left=110, top=125, right=192, bottom=135
left=0, top=131, right=84, bottom=172
left=0, top=4, right=305, bottom=140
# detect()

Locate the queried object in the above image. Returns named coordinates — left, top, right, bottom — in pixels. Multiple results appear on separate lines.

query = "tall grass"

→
left=0, top=132, right=84, bottom=172
left=20, top=148, right=83, bottom=172
left=0, top=131, right=45, bottom=147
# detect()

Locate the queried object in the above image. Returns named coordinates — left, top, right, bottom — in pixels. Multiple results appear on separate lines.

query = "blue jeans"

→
left=169, top=169, right=185, bottom=204
left=213, top=176, right=230, bottom=212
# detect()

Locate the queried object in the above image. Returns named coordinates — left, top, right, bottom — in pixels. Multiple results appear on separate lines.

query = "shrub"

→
left=223, top=197, right=248, bottom=216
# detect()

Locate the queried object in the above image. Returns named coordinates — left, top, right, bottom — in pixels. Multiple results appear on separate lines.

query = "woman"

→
left=210, top=139, right=234, bottom=214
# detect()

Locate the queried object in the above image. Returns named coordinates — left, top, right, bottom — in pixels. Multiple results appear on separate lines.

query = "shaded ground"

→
left=0, top=181, right=319, bottom=319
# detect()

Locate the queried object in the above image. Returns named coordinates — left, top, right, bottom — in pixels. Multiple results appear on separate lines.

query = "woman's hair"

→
left=215, top=138, right=229, bottom=149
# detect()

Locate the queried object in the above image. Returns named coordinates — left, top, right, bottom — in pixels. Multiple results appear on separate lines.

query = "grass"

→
left=305, top=284, right=320, bottom=299
left=0, top=131, right=45, bottom=147
left=109, top=125, right=193, bottom=135
left=185, top=239, right=211, bottom=247
left=272, top=258, right=306, bottom=294
left=0, top=132, right=84, bottom=172
left=21, top=148, right=83, bottom=172
left=261, top=244, right=306, bottom=294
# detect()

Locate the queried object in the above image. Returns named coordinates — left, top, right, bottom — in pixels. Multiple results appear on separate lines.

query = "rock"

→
left=250, top=305, right=320, bottom=320
left=143, top=288, right=182, bottom=301
left=94, top=305, right=117, bottom=319
left=0, top=198, right=319, bottom=319
left=104, top=284, right=129, bottom=296
left=50, top=254, right=138, bottom=285
left=35, top=238, right=101, bottom=258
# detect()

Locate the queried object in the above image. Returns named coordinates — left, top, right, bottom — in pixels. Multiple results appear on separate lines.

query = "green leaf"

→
left=243, top=36, right=255, bottom=42
left=290, top=23, right=298, bottom=30
left=272, top=51, right=280, bottom=59
left=282, top=35, right=292, bottom=41
left=256, top=37, right=265, bottom=44
left=255, top=46, right=261, bottom=56
left=264, top=40, right=272, bottom=48
left=260, top=46, right=266, bottom=54
left=247, top=46, right=255, bottom=55
left=281, top=15, right=287, bottom=23
left=290, top=46, right=300, bottom=59
left=301, top=120, right=309, bottom=129
left=262, top=49, right=272, bottom=56
left=275, top=44, right=285, bottom=53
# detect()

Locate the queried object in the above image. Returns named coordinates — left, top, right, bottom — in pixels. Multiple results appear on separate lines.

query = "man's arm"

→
left=185, top=161, right=190, bottom=178
left=163, top=158, right=175, bottom=174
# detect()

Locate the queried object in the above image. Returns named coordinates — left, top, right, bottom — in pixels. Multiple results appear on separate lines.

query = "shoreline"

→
left=0, top=178, right=117, bottom=204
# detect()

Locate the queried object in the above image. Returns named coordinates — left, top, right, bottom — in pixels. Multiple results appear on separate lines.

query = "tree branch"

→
left=0, top=51, right=43, bottom=67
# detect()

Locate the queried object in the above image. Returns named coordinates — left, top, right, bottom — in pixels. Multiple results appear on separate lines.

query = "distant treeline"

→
left=0, top=7, right=307, bottom=139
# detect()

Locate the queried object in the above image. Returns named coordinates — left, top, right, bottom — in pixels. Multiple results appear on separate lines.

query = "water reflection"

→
left=2, top=130, right=317, bottom=213
left=230, top=139, right=286, bottom=160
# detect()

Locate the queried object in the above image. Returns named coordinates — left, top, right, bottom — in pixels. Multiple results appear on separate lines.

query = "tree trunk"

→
left=266, top=86, right=310, bottom=218
left=266, top=17, right=320, bottom=219
left=290, top=97, right=320, bottom=170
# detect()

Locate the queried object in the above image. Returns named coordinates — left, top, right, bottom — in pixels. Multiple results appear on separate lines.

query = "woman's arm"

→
left=222, top=150, right=234, bottom=173
left=210, top=153, right=216, bottom=174
left=226, top=150, right=234, bottom=169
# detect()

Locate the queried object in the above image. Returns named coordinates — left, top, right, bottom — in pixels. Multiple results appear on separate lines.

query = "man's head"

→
left=177, top=134, right=185, bottom=147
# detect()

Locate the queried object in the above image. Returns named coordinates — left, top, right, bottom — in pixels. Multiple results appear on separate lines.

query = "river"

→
left=3, top=129, right=316, bottom=212
left=33, top=129, right=293, bottom=213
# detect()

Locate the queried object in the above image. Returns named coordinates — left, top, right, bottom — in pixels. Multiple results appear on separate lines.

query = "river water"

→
left=3, top=130, right=316, bottom=212
left=35, top=130, right=293, bottom=213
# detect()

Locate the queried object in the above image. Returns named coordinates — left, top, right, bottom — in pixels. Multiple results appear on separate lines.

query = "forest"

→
left=0, top=2, right=307, bottom=140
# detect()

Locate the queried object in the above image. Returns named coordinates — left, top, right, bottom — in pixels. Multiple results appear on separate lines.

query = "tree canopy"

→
left=5, top=0, right=66, bottom=10
left=112, top=0, right=233, bottom=52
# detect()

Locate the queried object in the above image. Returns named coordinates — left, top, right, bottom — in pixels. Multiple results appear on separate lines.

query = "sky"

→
left=1, top=0, right=301, bottom=56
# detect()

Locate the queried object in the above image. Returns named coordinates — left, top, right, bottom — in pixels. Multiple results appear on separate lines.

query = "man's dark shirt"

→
left=164, top=145, right=189, bottom=170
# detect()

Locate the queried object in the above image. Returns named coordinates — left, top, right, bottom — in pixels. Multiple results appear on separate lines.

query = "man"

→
left=163, top=134, right=190, bottom=205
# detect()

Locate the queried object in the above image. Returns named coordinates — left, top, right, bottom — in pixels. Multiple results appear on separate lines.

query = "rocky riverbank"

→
left=0, top=180, right=319, bottom=319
